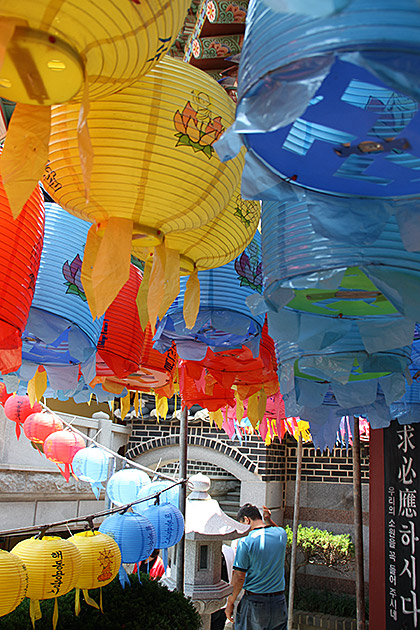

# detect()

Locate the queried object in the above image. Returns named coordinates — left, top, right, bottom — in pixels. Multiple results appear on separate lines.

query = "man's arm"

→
left=263, top=505, right=278, bottom=527
left=225, top=569, right=246, bottom=622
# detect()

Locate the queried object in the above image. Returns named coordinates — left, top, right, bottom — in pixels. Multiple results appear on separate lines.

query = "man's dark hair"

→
left=237, top=503, right=262, bottom=522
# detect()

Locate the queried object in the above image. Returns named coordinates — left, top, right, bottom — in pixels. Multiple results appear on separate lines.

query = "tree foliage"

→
left=285, top=524, right=355, bottom=574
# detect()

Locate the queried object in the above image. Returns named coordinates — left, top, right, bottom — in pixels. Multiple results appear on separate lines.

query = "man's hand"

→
left=263, top=505, right=278, bottom=527
left=262, top=505, right=272, bottom=521
left=225, top=596, right=235, bottom=622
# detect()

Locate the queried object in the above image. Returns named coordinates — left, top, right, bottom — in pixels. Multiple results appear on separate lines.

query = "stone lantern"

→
left=163, top=473, right=248, bottom=630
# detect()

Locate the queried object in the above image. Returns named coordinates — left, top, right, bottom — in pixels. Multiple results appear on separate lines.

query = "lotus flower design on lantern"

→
left=233, top=195, right=259, bottom=228
left=62, top=254, right=86, bottom=301
left=235, top=241, right=263, bottom=294
left=173, top=97, right=225, bottom=159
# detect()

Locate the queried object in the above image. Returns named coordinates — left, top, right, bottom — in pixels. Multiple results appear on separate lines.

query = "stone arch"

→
left=129, top=435, right=261, bottom=482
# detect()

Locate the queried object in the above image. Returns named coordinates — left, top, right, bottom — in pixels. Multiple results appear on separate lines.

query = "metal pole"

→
left=287, top=433, right=303, bottom=630
left=176, top=404, right=188, bottom=593
left=352, top=417, right=366, bottom=630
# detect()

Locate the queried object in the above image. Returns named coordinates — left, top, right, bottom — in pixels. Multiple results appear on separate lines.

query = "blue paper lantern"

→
left=20, top=202, right=104, bottom=393
left=132, top=481, right=180, bottom=513
left=106, top=469, right=151, bottom=506
left=99, top=512, right=157, bottom=586
left=153, top=234, right=264, bottom=361
left=72, top=447, right=112, bottom=499
left=216, top=0, right=420, bottom=200
left=390, top=327, right=420, bottom=424
left=141, top=503, right=184, bottom=569
left=260, top=192, right=419, bottom=362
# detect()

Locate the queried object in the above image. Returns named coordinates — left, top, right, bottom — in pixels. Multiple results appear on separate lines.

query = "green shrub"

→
left=0, top=574, right=202, bottom=630
left=294, top=587, right=369, bottom=620
left=285, top=525, right=355, bottom=574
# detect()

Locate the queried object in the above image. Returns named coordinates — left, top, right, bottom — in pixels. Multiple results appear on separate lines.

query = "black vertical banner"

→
left=384, top=421, right=420, bottom=630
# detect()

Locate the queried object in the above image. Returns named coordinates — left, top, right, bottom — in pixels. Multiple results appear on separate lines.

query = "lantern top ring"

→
left=180, top=255, right=195, bottom=276
left=0, top=27, right=84, bottom=106
left=131, top=223, right=163, bottom=248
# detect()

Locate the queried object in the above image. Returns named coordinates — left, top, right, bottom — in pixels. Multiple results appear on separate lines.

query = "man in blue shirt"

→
left=225, top=503, right=287, bottom=630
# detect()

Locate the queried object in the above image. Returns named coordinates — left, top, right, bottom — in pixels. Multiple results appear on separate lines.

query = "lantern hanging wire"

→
left=0, top=477, right=186, bottom=539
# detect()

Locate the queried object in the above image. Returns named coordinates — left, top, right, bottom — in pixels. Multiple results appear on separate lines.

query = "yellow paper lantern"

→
left=43, top=56, right=244, bottom=323
left=134, top=187, right=260, bottom=328
left=12, top=536, right=82, bottom=629
left=0, top=549, right=28, bottom=617
left=154, top=187, right=260, bottom=272
left=0, top=1, right=190, bottom=105
left=69, top=531, right=121, bottom=614
left=0, top=0, right=190, bottom=218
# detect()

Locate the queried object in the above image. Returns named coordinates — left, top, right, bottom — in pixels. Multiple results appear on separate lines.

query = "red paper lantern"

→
left=99, top=323, right=177, bottom=394
left=43, top=430, right=86, bottom=481
left=182, top=321, right=279, bottom=401
left=3, top=395, right=42, bottom=439
left=96, top=265, right=143, bottom=379
left=23, top=412, right=63, bottom=444
left=179, top=362, right=235, bottom=412
left=0, top=383, right=11, bottom=405
left=0, top=176, right=44, bottom=374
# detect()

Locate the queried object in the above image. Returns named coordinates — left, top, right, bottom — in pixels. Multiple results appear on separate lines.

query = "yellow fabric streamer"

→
left=209, top=409, right=223, bottom=429
left=87, top=217, right=133, bottom=319
left=158, top=247, right=180, bottom=320
left=75, top=588, right=81, bottom=616
left=265, top=423, right=272, bottom=446
left=183, top=269, right=200, bottom=330
left=0, top=20, right=16, bottom=73
left=27, top=368, right=47, bottom=406
left=83, top=589, right=99, bottom=610
left=1, top=103, right=51, bottom=217
left=136, top=257, right=152, bottom=330
left=134, top=391, right=139, bottom=417
left=100, top=587, right=103, bottom=613
left=120, top=391, right=131, bottom=421
left=52, top=598, right=59, bottom=630
left=147, top=243, right=166, bottom=332
left=77, top=76, right=93, bottom=200
left=29, top=599, right=42, bottom=629
left=155, top=394, right=168, bottom=422
left=247, top=392, right=260, bottom=429
left=297, top=420, right=312, bottom=443
left=235, top=391, right=244, bottom=423
left=81, top=224, right=102, bottom=319
left=257, top=388, right=267, bottom=423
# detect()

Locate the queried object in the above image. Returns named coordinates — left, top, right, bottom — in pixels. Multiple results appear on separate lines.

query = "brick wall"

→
left=128, top=416, right=285, bottom=481
left=286, top=438, right=370, bottom=484
left=128, top=415, right=369, bottom=485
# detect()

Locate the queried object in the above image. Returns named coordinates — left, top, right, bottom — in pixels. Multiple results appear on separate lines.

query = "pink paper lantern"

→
left=3, top=395, right=42, bottom=439
left=43, top=430, right=86, bottom=481
left=23, top=412, right=63, bottom=444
